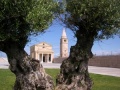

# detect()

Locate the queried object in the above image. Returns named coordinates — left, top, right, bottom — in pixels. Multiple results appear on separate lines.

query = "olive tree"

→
left=0, top=0, right=57, bottom=90
left=56, top=0, right=120, bottom=90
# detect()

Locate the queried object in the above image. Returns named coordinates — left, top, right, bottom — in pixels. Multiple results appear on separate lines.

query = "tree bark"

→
left=1, top=41, right=54, bottom=90
left=56, top=30, right=95, bottom=90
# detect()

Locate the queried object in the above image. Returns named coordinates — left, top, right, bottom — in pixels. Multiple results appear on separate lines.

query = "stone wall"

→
left=89, top=55, right=120, bottom=68
left=53, top=57, right=67, bottom=63
left=53, top=55, right=120, bottom=68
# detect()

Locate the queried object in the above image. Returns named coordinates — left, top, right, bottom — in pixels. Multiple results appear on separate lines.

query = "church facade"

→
left=30, top=42, right=54, bottom=63
left=30, top=28, right=68, bottom=63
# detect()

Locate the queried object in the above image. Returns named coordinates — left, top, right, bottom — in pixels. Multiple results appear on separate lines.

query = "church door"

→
left=43, top=56, right=45, bottom=62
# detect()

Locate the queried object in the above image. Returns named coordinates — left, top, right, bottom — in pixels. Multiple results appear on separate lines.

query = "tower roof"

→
left=61, top=28, right=67, bottom=38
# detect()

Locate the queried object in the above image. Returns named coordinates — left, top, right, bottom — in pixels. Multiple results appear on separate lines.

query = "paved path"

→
left=42, top=63, right=120, bottom=77
left=0, top=63, right=120, bottom=77
left=88, top=66, right=120, bottom=77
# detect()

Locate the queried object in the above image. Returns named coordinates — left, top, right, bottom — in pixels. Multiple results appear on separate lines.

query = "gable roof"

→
left=36, top=42, right=52, bottom=47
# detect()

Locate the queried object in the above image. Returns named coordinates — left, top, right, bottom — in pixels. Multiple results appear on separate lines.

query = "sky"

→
left=23, top=21, right=120, bottom=57
left=0, top=21, right=120, bottom=58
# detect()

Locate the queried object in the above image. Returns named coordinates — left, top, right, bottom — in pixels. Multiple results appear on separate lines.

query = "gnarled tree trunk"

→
left=56, top=30, right=96, bottom=90
left=0, top=41, right=54, bottom=90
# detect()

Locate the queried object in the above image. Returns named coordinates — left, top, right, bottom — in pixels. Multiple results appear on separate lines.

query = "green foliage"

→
left=59, top=0, right=120, bottom=40
left=0, top=0, right=57, bottom=41
left=26, top=0, right=57, bottom=32
left=0, top=69, right=120, bottom=90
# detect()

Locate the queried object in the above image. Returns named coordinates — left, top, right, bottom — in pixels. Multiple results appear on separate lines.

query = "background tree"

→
left=56, top=0, right=120, bottom=90
left=0, top=0, right=57, bottom=90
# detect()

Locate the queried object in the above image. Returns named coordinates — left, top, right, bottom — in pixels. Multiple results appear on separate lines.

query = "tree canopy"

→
left=0, top=0, right=57, bottom=42
left=59, top=0, right=120, bottom=40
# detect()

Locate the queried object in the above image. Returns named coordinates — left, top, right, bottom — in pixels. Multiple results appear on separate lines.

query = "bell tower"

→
left=60, top=28, right=68, bottom=57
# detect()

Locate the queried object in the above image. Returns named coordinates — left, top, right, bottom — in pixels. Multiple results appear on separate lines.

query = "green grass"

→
left=0, top=69, right=15, bottom=90
left=0, top=69, right=120, bottom=90
left=91, top=74, right=120, bottom=90
left=45, top=68, right=59, bottom=84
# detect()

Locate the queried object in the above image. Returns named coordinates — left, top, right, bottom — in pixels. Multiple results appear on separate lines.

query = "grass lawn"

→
left=0, top=69, right=120, bottom=90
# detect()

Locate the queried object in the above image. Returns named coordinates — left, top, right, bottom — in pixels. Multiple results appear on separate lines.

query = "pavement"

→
left=0, top=59, right=120, bottom=77
left=88, top=66, right=120, bottom=77
left=42, top=63, right=120, bottom=77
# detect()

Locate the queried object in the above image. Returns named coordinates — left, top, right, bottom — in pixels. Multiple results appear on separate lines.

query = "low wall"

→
left=53, top=57, right=67, bottom=63
left=53, top=55, right=120, bottom=68
left=89, top=55, right=120, bottom=68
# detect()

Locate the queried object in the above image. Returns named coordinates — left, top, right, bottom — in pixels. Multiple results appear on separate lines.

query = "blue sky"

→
left=0, top=21, right=120, bottom=58
left=25, top=21, right=120, bottom=57
left=92, top=36, right=120, bottom=56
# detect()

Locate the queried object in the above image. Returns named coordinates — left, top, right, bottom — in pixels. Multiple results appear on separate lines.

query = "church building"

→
left=30, top=28, right=68, bottom=63
left=30, top=42, right=54, bottom=63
